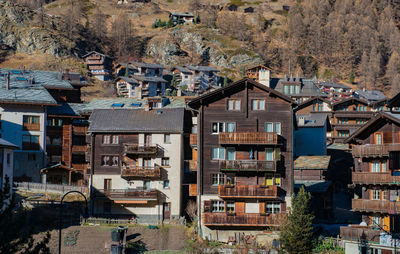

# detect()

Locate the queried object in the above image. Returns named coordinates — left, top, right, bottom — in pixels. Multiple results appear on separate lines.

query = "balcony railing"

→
left=123, top=144, right=159, bottom=155
left=352, top=172, right=400, bottom=185
left=220, top=160, right=276, bottom=172
left=94, top=189, right=158, bottom=200
left=190, top=134, right=197, bottom=146
left=73, top=126, right=87, bottom=134
left=71, top=163, right=87, bottom=170
left=121, top=164, right=161, bottom=179
left=203, top=213, right=285, bottom=227
left=352, top=199, right=400, bottom=214
left=219, top=132, right=279, bottom=145
left=23, top=123, right=40, bottom=131
left=340, top=226, right=381, bottom=242
left=218, top=185, right=278, bottom=199
left=352, top=144, right=400, bottom=158
left=72, top=145, right=86, bottom=153
left=185, top=160, right=198, bottom=171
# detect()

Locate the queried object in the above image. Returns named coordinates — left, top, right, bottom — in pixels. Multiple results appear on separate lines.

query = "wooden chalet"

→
left=82, top=51, right=113, bottom=81
left=188, top=78, right=295, bottom=241
left=245, top=65, right=272, bottom=87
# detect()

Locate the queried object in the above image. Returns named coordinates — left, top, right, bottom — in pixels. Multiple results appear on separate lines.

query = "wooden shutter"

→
left=204, top=201, right=212, bottom=212
left=259, top=202, right=265, bottom=214
left=281, top=202, right=286, bottom=212
left=383, top=132, right=393, bottom=144
left=235, top=202, right=245, bottom=214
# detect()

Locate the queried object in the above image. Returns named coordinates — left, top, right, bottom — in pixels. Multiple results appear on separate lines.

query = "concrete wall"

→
left=1, top=148, right=14, bottom=191
left=294, top=124, right=327, bottom=157
left=0, top=104, right=46, bottom=182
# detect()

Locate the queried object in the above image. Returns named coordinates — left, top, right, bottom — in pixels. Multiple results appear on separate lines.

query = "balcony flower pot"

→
left=260, top=212, right=268, bottom=216
left=225, top=184, right=235, bottom=188
left=227, top=211, right=236, bottom=216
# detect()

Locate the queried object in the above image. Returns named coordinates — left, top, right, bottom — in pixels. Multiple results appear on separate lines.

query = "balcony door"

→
left=375, top=133, right=382, bottom=144
left=145, top=134, right=152, bottom=146
left=104, top=179, right=111, bottom=191
left=163, top=202, right=171, bottom=221
left=142, top=158, right=151, bottom=168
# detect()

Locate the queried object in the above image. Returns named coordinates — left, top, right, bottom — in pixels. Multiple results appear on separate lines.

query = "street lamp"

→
left=58, top=190, right=88, bottom=254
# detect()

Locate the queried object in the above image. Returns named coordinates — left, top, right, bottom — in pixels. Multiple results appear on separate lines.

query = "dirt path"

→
left=42, top=225, right=186, bottom=253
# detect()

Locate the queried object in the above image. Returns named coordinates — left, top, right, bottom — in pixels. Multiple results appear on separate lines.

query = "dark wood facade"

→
left=189, top=78, right=294, bottom=227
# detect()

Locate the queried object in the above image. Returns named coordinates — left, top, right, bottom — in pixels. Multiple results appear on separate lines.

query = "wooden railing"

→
left=71, top=163, right=87, bottom=170
left=352, top=172, right=400, bottom=185
left=72, top=145, right=86, bottom=153
left=220, top=160, right=276, bottom=172
left=352, top=199, right=400, bottom=214
left=94, top=189, right=158, bottom=200
left=22, top=142, right=40, bottom=151
left=203, top=213, right=285, bottom=227
left=219, top=132, right=278, bottom=145
left=352, top=144, right=400, bottom=157
left=73, top=126, right=87, bottom=134
left=121, top=164, right=161, bottom=179
left=185, top=160, right=198, bottom=171
left=123, top=144, right=159, bottom=155
left=190, top=134, right=197, bottom=146
left=340, top=226, right=381, bottom=242
left=218, top=185, right=278, bottom=199
left=23, top=123, right=40, bottom=131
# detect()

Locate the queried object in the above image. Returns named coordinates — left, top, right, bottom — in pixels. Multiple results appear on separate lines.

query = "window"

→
left=372, top=189, right=381, bottom=200
left=265, top=174, right=281, bottom=186
left=338, top=130, right=349, bottom=137
left=265, top=202, right=280, bottom=214
left=226, top=123, right=236, bottom=133
left=356, top=119, right=368, bottom=124
left=372, top=162, right=380, bottom=172
left=289, top=85, right=294, bottom=94
left=211, top=201, right=225, bottom=212
left=163, top=180, right=170, bottom=188
left=22, top=135, right=40, bottom=150
left=23, top=115, right=40, bottom=131
left=382, top=161, right=387, bottom=172
left=101, top=156, right=110, bottom=166
left=265, top=122, right=281, bottom=134
left=47, top=118, right=63, bottom=127
left=283, top=85, right=289, bottom=94
left=143, top=158, right=151, bottom=168
left=111, top=136, right=119, bottom=144
left=294, top=85, right=300, bottom=94
left=101, top=156, right=119, bottom=166
left=266, top=148, right=274, bottom=161
left=226, top=201, right=235, bottom=213
left=338, top=118, right=348, bottom=124
left=357, top=105, right=367, bottom=111
left=144, top=180, right=151, bottom=190
left=212, top=147, right=225, bottom=160
left=162, top=157, right=170, bottom=166
left=104, top=179, right=111, bottom=190
left=103, top=135, right=111, bottom=144
left=164, top=134, right=171, bottom=144
left=313, top=101, right=323, bottom=111
left=212, top=122, right=225, bottom=134
left=6, top=153, right=10, bottom=165
left=226, top=148, right=235, bottom=161
left=112, top=156, right=119, bottom=166
left=27, top=153, right=36, bottom=161
left=227, top=99, right=240, bottom=111
left=375, top=133, right=382, bottom=144
left=252, top=100, right=265, bottom=110
left=211, top=173, right=225, bottom=185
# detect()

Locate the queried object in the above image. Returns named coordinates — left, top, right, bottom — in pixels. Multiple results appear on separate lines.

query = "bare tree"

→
left=62, top=0, right=83, bottom=39
left=91, top=7, right=107, bottom=43
left=367, top=45, right=381, bottom=88
left=199, top=4, right=218, bottom=28
left=110, top=12, right=135, bottom=57
left=359, top=51, right=369, bottom=89
left=185, top=200, right=197, bottom=222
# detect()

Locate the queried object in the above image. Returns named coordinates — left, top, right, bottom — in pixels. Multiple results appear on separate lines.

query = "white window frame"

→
left=211, top=147, right=225, bottom=160
left=211, top=200, right=225, bottom=212
left=252, top=99, right=265, bottom=110
left=211, top=122, right=225, bottom=134
left=227, top=99, right=240, bottom=111
left=265, top=202, right=281, bottom=214
left=211, top=173, right=225, bottom=186
left=164, top=134, right=171, bottom=144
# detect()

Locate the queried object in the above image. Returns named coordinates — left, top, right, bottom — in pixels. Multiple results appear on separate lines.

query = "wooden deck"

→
left=203, top=212, right=285, bottom=227
left=340, top=226, right=381, bottom=242
left=352, top=172, right=400, bottom=185
left=123, top=144, right=159, bottom=155
left=94, top=189, right=158, bottom=200
left=352, top=199, right=400, bottom=214
left=352, top=144, right=400, bottom=158
left=190, top=134, right=197, bottom=146
left=185, top=160, right=198, bottom=171
left=220, top=160, right=276, bottom=172
left=121, top=165, right=161, bottom=179
left=219, top=132, right=279, bottom=145
left=218, top=185, right=278, bottom=199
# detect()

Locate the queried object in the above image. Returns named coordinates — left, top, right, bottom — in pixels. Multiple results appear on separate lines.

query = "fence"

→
left=82, top=217, right=135, bottom=225
left=15, top=182, right=88, bottom=194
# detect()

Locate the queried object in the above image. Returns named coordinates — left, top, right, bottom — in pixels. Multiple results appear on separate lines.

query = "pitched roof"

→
left=294, top=156, right=331, bottom=170
left=171, top=66, right=192, bottom=74
left=82, top=51, right=112, bottom=59
left=344, top=112, right=400, bottom=143
left=273, top=77, right=326, bottom=97
left=185, top=65, right=219, bottom=72
left=188, top=78, right=295, bottom=107
left=116, top=76, right=139, bottom=84
left=332, top=97, right=369, bottom=107
left=131, top=75, right=167, bottom=83
left=246, top=64, right=272, bottom=72
left=354, top=89, right=386, bottom=102
left=388, top=92, right=400, bottom=108
left=129, top=61, right=165, bottom=69
left=0, top=138, right=19, bottom=149
left=170, top=12, right=194, bottom=17
left=47, top=103, right=85, bottom=116
left=88, top=108, right=185, bottom=133
left=317, top=82, right=351, bottom=89
left=296, top=113, right=330, bottom=128
left=294, top=181, right=332, bottom=193
left=294, top=96, right=331, bottom=112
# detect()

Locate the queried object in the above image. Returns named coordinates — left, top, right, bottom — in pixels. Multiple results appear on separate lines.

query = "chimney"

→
left=5, top=72, right=10, bottom=90
left=58, top=69, right=63, bottom=80
left=144, top=102, right=150, bottom=111
left=298, top=116, right=305, bottom=126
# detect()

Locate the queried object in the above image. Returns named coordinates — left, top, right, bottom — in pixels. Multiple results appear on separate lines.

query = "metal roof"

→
left=88, top=108, right=185, bottom=133
left=274, top=77, right=326, bottom=97
left=317, top=82, right=351, bottom=89
left=294, top=156, right=331, bottom=170
left=296, top=114, right=329, bottom=128
left=116, top=76, right=139, bottom=84
left=47, top=103, right=84, bottom=116
left=0, top=138, right=19, bottom=149
left=185, top=65, right=219, bottom=72
left=131, top=75, right=167, bottom=83
left=354, top=89, right=386, bottom=102
left=294, top=180, right=332, bottom=193
left=129, top=61, right=165, bottom=69
left=172, top=66, right=192, bottom=74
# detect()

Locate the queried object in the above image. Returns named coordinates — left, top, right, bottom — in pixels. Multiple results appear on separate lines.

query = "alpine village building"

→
left=87, top=107, right=190, bottom=223
left=188, top=78, right=295, bottom=242
left=341, top=111, right=400, bottom=254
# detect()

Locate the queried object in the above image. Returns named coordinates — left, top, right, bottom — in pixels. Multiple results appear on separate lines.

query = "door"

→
left=145, top=134, right=152, bottom=146
left=163, top=203, right=171, bottom=221
left=104, top=179, right=111, bottom=191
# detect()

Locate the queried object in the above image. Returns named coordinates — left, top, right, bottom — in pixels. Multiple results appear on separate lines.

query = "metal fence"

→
left=14, top=182, right=88, bottom=194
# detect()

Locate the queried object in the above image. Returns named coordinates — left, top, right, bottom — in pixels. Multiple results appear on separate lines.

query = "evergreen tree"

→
left=349, top=69, right=355, bottom=84
left=0, top=176, right=50, bottom=253
left=360, top=51, right=369, bottom=89
left=125, top=64, right=130, bottom=77
left=223, top=76, right=228, bottom=87
left=280, top=186, right=314, bottom=254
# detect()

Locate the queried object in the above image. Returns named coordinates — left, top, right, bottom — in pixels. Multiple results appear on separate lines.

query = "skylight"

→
left=111, top=103, right=124, bottom=107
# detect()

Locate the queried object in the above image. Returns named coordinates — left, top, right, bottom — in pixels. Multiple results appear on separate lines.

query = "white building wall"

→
left=0, top=105, right=46, bottom=182
left=1, top=148, right=14, bottom=192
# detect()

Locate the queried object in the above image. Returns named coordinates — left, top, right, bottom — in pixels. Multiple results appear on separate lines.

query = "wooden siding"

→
left=352, top=172, right=400, bottom=185
left=220, top=160, right=276, bottom=172
left=352, top=199, right=400, bottom=214
left=203, top=212, right=285, bottom=227
left=218, top=185, right=278, bottom=199
left=352, top=144, right=400, bottom=158
left=94, top=189, right=158, bottom=200
left=340, top=226, right=381, bottom=242
left=219, top=132, right=279, bottom=145
left=121, top=164, right=161, bottom=179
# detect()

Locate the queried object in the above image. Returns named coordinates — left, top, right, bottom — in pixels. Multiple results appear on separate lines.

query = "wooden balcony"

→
left=352, top=144, right=400, bottom=158
left=123, top=144, right=159, bottom=155
left=189, top=184, right=197, bottom=197
left=340, top=226, right=381, bottom=242
left=218, top=185, right=279, bottom=199
left=220, top=160, right=276, bottom=172
left=190, top=134, right=197, bottom=146
left=71, top=163, right=87, bottom=170
left=219, top=132, right=279, bottom=145
left=185, top=160, right=198, bottom=171
left=203, top=213, right=285, bottom=227
left=73, top=126, right=87, bottom=134
left=94, top=189, right=158, bottom=202
left=352, top=172, right=400, bottom=185
left=121, top=164, right=161, bottom=179
left=352, top=199, right=400, bottom=214
left=72, top=145, right=86, bottom=153
left=23, top=123, right=40, bottom=131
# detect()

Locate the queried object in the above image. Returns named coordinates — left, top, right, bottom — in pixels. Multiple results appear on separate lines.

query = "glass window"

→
left=226, top=201, right=235, bottom=213
left=101, top=156, right=110, bottom=166
left=265, top=122, right=273, bottom=132
left=103, top=135, right=111, bottom=144
left=112, top=156, right=119, bottom=166
left=289, top=85, right=294, bottom=94
left=211, top=173, right=225, bottom=185
left=375, top=133, right=382, bottom=144
left=23, top=115, right=40, bottom=124
left=112, top=135, right=119, bottom=144
left=163, top=180, right=170, bottom=188
left=164, top=134, right=171, bottom=144
left=382, top=161, right=387, bottom=172
left=265, top=175, right=274, bottom=186
left=252, top=100, right=265, bottom=110
left=265, top=202, right=280, bottom=214
left=283, top=85, right=289, bottom=94
left=144, top=180, right=151, bottom=190
left=372, top=162, right=380, bottom=172
left=162, top=157, right=170, bottom=166
left=372, top=189, right=381, bottom=200
left=211, top=147, right=225, bottom=160
left=226, top=122, right=236, bottom=132
left=275, top=177, right=281, bottom=186
left=266, top=148, right=274, bottom=161
left=226, top=148, right=235, bottom=161
left=212, top=201, right=225, bottom=212
left=143, top=158, right=151, bottom=168
left=295, top=85, right=300, bottom=94
left=274, top=122, right=281, bottom=135
left=227, top=100, right=240, bottom=111
left=212, top=122, right=225, bottom=134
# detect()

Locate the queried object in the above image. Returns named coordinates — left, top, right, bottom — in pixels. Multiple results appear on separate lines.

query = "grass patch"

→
left=229, top=0, right=249, bottom=6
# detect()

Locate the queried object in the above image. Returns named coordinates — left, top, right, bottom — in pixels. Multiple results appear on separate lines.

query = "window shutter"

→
left=204, top=201, right=212, bottom=212
left=259, top=202, right=265, bottom=214
left=280, top=202, right=286, bottom=212
left=383, top=132, right=393, bottom=144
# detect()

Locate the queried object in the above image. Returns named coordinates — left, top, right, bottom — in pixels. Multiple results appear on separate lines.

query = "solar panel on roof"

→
left=111, top=103, right=124, bottom=107
left=131, top=103, right=142, bottom=107
left=11, top=70, right=22, bottom=74
left=16, top=77, right=27, bottom=81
